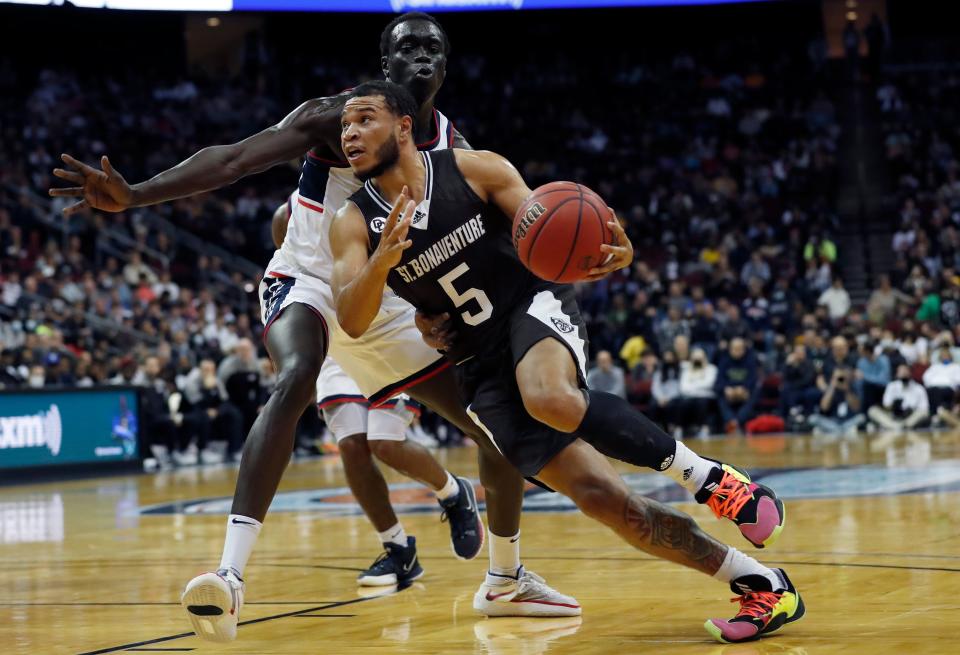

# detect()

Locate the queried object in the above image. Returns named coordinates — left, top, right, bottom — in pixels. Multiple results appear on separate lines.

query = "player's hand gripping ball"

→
left=512, top=181, right=628, bottom=283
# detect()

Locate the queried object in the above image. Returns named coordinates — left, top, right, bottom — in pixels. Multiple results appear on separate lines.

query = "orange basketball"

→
left=512, top=181, right=616, bottom=283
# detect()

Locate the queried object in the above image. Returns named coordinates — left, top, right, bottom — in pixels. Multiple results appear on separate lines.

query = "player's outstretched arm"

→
left=330, top=188, right=415, bottom=338
left=49, top=94, right=348, bottom=216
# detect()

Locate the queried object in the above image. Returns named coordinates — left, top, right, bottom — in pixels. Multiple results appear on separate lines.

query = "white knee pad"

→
left=367, top=401, right=417, bottom=442
left=323, top=402, right=368, bottom=442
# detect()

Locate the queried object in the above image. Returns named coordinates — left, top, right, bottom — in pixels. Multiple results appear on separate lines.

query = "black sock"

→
left=575, top=390, right=678, bottom=471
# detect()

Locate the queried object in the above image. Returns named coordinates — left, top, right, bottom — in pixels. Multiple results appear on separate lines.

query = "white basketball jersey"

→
left=265, top=109, right=454, bottom=282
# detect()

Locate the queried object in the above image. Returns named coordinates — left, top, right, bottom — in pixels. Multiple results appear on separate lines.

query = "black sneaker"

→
left=439, top=475, right=485, bottom=560
left=356, top=536, right=424, bottom=587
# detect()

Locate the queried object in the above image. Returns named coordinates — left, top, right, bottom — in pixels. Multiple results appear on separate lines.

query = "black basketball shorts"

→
left=456, top=284, right=589, bottom=477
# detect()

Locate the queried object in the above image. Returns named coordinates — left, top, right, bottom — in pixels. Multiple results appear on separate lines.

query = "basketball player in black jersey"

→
left=49, top=13, right=577, bottom=642
left=330, top=81, right=805, bottom=644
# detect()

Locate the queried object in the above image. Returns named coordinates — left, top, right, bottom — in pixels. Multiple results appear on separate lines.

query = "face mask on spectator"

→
left=898, top=375, right=911, bottom=383
left=28, top=374, right=44, bottom=388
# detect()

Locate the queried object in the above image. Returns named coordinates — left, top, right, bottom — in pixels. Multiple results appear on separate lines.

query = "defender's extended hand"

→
left=49, top=154, right=134, bottom=216
left=585, top=210, right=633, bottom=282
left=371, top=185, right=415, bottom=273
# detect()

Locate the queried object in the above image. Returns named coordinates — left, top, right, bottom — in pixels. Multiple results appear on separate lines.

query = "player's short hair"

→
left=380, top=11, right=450, bottom=57
left=347, top=81, right=419, bottom=127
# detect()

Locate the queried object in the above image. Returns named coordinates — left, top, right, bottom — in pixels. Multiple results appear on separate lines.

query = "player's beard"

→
left=355, top=135, right=400, bottom=182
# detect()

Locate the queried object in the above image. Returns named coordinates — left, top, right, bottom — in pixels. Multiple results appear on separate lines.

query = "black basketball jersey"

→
left=350, top=149, right=540, bottom=362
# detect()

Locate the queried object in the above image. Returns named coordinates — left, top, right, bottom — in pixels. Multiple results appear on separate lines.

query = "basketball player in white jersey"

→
left=51, top=12, right=577, bottom=644
left=270, top=198, right=473, bottom=588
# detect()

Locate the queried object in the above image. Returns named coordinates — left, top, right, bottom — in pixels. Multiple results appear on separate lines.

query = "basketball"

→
left=512, top=181, right=616, bottom=283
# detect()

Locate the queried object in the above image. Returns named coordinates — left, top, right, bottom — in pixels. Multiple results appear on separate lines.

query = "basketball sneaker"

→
left=357, top=536, right=424, bottom=586
left=704, top=568, right=805, bottom=643
left=473, top=567, right=581, bottom=617
left=439, top=476, right=485, bottom=560
left=181, top=567, right=244, bottom=643
left=695, top=464, right=785, bottom=548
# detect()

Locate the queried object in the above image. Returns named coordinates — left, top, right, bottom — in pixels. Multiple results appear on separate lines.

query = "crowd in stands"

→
left=4, top=20, right=960, bottom=467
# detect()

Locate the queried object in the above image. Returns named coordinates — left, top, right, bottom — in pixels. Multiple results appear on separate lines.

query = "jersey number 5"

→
left=438, top=263, right=493, bottom=326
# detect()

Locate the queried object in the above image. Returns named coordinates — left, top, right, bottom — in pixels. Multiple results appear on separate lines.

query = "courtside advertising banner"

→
left=0, top=388, right=139, bottom=470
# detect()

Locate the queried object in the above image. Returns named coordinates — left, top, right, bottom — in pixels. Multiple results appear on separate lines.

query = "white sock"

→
left=663, top=442, right=720, bottom=494
left=714, top=547, right=784, bottom=591
left=488, top=529, right=521, bottom=578
left=377, top=522, right=408, bottom=547
left=434, top=471, right=461, bottom=502
left=219, top=514, right=262, bottom=579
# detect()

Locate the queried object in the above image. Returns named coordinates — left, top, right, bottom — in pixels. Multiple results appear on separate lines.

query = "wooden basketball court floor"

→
left=3, top=431, right=960, bottom=655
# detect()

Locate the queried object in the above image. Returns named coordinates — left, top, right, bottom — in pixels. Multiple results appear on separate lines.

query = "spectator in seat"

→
left=123, top=251, right=157, bottom=287
left=740, top=252, right=771, bottom=287
left=741, top=276, right=772, bottom=345
left=818, top=335, right=858, bottom=392
left=217, top=338, right=262, bottom=434
left=587, top=350, right=626, bottom=399
left=651, top=349, right=682, bottom=437
left=921, top=346, right=960, bottom=414
left=866, top=274, right=909, bottom=325
left=781, top=343, right=821, bottom=417
left=811, top=364, right=864, bottom=436
left=719, top=304, right=751, bottom=347
left=818, top=277, right=851, bottom=323
left=180, top=358, right=245, bottom=463
left=857, top=340, right=891, bottom=412
left=677, top=347, right=718, bottom=438
left=655, top=306, right=690, bottom=354
left=868, top=364, right=929, bottom=431
left=625, top=348, right=658, bottom=407
left=715, top=337, right=759, bottom=433
left=672, top=334, right=691, bottom=364
left=690, top=301, right=720, bottom=358
left=135, top=356, right=177, bottom=466
left=898, top=321, right=928, bottom=365
left=768, top=276, right=797, bottom=336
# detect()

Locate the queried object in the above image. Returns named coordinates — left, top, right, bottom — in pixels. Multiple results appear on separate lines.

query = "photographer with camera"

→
left=810, top=359, right=864, bottom=437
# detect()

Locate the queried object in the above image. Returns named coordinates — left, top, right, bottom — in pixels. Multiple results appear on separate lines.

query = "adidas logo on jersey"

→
left=550, top=317, right=575, bottom=334
left=411, top=199, right=430, bottom=230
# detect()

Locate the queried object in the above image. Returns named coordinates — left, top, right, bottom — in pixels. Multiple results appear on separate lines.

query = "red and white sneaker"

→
left=473, top=567, right=581, bottom=617
left=181, top=568, right=245, bottom=642
left=695, top=464, right=786, bottom=548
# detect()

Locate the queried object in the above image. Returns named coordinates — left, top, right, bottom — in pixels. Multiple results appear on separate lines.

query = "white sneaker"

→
left=200, top=448, right=225, bottom=465
left=149, top=444, right=173, bottom=469
left=181, top=568, right=244, bottom=642
left=173, top=446, right=199, bottom=466
left=473, top=567, right=581, bottom=617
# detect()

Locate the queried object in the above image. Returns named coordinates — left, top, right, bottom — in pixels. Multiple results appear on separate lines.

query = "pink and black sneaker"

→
left=704, top=568, right=805, bottom=643
left=695, top=464, right=785, bottom=548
